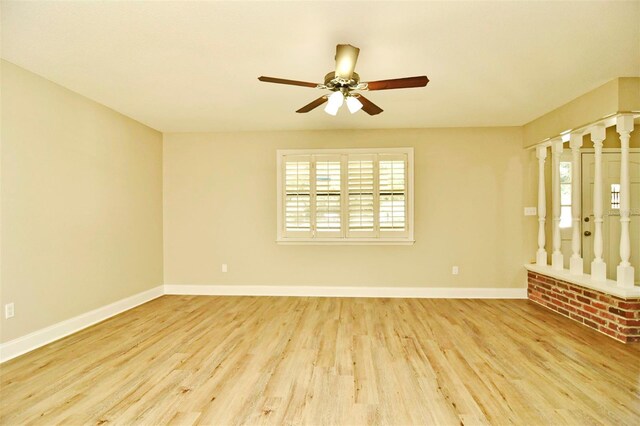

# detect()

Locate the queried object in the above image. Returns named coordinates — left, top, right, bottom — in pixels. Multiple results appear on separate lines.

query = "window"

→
left=611, top=184, right=620, bottom=209
left=277, top=148, right=414, bottom=244
left=559, top=161, right=572, bottom=228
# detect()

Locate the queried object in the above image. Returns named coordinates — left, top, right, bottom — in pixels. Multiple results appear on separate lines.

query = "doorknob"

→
left=584, top=231, right=591, bottom=236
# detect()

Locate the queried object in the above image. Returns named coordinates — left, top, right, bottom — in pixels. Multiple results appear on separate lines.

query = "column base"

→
left=570, top=257, right=583, bottom=275
left=617, top=265, right=636, bottom=288
left=536, top=251, right=547, bottom=266
left=591, top=261, right=607, bottom=282
left=552, top=253, right=564, bottom=270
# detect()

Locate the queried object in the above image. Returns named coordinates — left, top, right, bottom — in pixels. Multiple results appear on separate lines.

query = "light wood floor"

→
left=1, top=296, right=639, bottom=425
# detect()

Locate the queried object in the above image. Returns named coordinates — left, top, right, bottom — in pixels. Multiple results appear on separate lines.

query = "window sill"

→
left=276, top=238, right=415, bottom=246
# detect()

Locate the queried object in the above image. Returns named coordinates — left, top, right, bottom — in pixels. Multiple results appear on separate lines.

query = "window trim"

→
left=276, top=147, right=415, bottom=245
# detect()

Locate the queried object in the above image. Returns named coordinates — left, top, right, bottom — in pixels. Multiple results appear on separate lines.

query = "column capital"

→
left=590, top=124, right=606, bottom=143
left=569, top=132, right=583, bottom=150
left=551, top=138, right=564, bottom=154
left=616, top=114, right=634, bottom=134
left=536, top=145, right=547, bottom=160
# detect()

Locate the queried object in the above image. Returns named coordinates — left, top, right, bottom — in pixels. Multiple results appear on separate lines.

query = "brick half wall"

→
left=527, top=271, right=640, bottom=343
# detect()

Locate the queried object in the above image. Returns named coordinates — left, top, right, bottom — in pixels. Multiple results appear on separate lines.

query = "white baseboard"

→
left=0, top=285, right=164, bottom=363
left=164, top=284, right=527, bottom=299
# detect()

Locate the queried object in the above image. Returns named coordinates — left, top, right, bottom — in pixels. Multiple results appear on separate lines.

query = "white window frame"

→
left=276, top=147, right=414, bottom=245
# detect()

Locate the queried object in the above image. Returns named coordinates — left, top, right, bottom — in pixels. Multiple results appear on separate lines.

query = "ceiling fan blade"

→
left=296, top=96, right=328, bottom=113
left=357, top=95, right=383, bottom=115
left=334, top=44, right=360, bottom=80
left=258, top=76, right=319, bottom=88
left=365, top=76, right=429, bottom=91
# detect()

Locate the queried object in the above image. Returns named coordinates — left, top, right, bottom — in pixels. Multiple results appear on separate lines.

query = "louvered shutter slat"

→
left=284, top=160, right=311, bottom=232
left=348, top=159, right=375, bottom=232
left=315, top=160, right=341, bottom=232
left=379, top=159, right=406, bottom=231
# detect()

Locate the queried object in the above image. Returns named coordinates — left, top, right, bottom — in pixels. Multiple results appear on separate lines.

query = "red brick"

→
left=527, top=272, right=640, bottom=344
left=615, top=334, right=628, bottom=342
left=583, top=290, right=598, bottom=299
left=568, top=299, right=582, bottom=308
left=599, top=326, right=617, bottom=337
left=583, top=305, right=598, bottom=315
left=592, top=301, right=608, bottom=310
left=588, top=315, right=606, bottom=325
left=552, top=294, right=569, bottom=303
left=576, top=295, right=591, bottom=304
left=618, top=302, right=640, bottom=310
left=576, top=309, right=592, bottom=319
left=569, top=313, right=583, bottom=322
left=599, top=311, right=617, bottom=321
left=609, top=307, right=635, bottom=318
left=565, top=304, right=577, bottom=313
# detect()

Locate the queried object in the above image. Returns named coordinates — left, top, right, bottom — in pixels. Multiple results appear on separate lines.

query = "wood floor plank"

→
left=1, top=296, right=639, bottom=425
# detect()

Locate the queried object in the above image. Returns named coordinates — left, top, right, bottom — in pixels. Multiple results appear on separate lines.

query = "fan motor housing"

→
left=324, top=71, right=360, bottom=89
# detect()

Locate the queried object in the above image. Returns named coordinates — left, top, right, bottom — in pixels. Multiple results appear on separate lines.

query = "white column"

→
left=590, top=125, right=607, bottom=281
left=551, top=139, right=564, bottom=269
left=569, top=133, right=584, bottom=274
left=536, top=145, right=548, bottom=266
left=616, top=115, right=635, bottom=287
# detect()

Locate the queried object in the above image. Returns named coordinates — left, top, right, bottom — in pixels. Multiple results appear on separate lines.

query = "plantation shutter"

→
left=314, top=155, right=342, bottom=237
left=347, top=154, right=376, bottom=238
left=277, top=148, right=413, bottom=243
left=282, top=155, right=312, bottom=238
left=378, top=154, right=408, bottom=237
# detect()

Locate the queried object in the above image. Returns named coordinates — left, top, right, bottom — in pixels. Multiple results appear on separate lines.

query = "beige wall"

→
left=523, top=79, right=620, bottom=148
left=164, top=128, right=531, bottom=289
left=523, top=77, right=640, bottom=149
left=0, top=61, right=163, bottom=343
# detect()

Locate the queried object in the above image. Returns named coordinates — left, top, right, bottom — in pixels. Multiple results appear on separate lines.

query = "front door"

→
left=582, top=152, right=640, bottom=284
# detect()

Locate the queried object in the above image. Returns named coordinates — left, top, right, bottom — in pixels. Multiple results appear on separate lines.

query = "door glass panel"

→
left=611, top=183, right=620, bottom=209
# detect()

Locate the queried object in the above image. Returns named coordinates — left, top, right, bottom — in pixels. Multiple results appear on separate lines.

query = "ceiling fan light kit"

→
left=345, top=96, right=363, bottom=114
left=324, top=91, right=344, bottom=116
left=258, top=44, right=429, bottom=116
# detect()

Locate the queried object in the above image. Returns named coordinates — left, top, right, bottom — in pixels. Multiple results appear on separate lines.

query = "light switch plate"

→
left=524, top=207, right=537, bottom=216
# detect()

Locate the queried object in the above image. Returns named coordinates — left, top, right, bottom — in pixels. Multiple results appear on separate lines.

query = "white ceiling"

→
left=2, top=1, right=639, bottom=133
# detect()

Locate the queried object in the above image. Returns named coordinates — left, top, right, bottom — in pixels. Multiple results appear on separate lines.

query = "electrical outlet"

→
left=5, top=303, right=14, bottom=319
left=221, top=264, right=228, bottom=273
left=524, top=207, right=537, bottom=216
left=452, top=266, right=459, bottom=275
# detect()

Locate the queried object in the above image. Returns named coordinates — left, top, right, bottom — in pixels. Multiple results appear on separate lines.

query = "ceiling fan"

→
left=258, top=44, right=429, bottom=116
